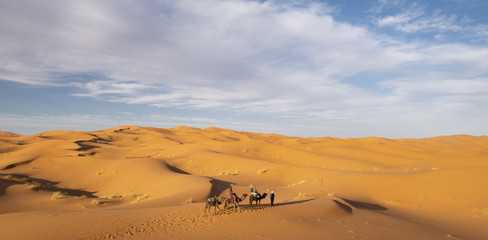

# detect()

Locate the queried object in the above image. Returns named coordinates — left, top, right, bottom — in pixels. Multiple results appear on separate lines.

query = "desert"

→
left=0, top=126, right=487, bottom=239
left=2, top=0, right=488, bottom=239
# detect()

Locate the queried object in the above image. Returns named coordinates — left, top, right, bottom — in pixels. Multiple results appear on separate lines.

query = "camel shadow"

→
left=275, top=198, right=315, bottom=206
left=237, top=198, right=315, bottom=209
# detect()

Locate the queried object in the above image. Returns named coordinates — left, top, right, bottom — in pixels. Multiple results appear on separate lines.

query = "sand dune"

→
left=0, top=126, right=487, bottom=239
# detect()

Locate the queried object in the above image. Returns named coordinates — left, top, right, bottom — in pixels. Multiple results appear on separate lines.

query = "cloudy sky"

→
left=1, top=0, right=487, bottom=138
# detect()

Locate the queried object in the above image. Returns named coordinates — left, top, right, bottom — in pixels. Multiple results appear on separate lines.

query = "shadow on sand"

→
left=208, top=178, right=235, bottom=198
left=333, top=200, right=353, bottom=213
left=338, top=197, right=388, bottom=211
left=74, top=134, right=111, bottom=151
left=163, top=162, right=235, bottom=199
left=0, top=173, right=97, bottom=198
left=275, top=198, right=315, bottom=206
left=165, top=163, right=191, bottom=175
left=3, top=158, right=36, bottom=170
left=0, top=178, right=19, bottom=196
left=332, top=197, right=388, bottom=213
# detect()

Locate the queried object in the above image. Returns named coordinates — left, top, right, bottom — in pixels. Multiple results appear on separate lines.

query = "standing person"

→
left=270, top=191, right=275, bottom=206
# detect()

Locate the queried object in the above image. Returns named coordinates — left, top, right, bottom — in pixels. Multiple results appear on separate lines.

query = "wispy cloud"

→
left=374, top=1, right=484, bottom=35
left=378, top=9, right=461, bottom=33
left=376, top=3, right=425, bottom=28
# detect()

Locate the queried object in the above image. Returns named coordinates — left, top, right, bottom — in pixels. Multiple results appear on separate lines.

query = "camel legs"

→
left=227, top=200, right=238, bottom=212
left=249, top=198, right=257, bottom=207
left=232, top=201, right=240, bottom=212
left=204, top=203, right=212, bottom=214
left=214, top=204, right=220, bottom=214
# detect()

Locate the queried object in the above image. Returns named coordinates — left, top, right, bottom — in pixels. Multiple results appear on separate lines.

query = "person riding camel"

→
left=229, top=187, right=235, bottom=202
left=250, top=186, right=261, bottom=198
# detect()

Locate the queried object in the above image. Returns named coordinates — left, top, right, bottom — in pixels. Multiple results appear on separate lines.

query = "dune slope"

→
left=0, top=126, right=487, bottom=239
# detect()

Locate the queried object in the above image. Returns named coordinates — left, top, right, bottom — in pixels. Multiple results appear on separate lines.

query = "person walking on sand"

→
left=270, top=191, right=275, bottom=206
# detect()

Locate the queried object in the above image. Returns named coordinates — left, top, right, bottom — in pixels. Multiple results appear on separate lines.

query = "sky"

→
left=1, top=0, right=488, bottom=138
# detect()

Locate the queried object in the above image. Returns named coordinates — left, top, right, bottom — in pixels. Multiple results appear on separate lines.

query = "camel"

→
left=223, top=193, right=248, bottom=212
left=204, top=196, right=224, bottom=214
left=249, top=193, right=267, bottom=206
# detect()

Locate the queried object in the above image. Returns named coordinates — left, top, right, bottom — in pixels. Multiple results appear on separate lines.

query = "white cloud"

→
left=1, top=0, right=487, bottom=137
left=0, top=0, right=413, bottom=97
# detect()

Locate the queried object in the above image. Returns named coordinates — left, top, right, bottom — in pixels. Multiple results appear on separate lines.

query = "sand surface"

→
left=0, top=126, right=487, bottom=239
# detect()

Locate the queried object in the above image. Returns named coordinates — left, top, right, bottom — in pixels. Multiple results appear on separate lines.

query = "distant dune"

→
left=0, top=126, right=487, bottom=239
left=0, top=131, right=21, bottom=137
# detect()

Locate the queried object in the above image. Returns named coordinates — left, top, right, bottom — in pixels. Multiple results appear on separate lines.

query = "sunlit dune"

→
left=0, top=126, right=487, bottom=239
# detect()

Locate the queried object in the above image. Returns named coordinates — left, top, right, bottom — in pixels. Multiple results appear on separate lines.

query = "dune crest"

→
left=0, top=131, right=21, bottom=137
left=0, top=126, right=487, bottom=239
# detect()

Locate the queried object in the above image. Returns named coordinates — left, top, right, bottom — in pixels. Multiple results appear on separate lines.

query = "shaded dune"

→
left=0, top=173, right=97, bottom=198
left=74, top=141, right=100, bottom=151
left=332, top=199, right=353, bottom=213
left=3, top=158, right=36, bottom=170
left=208, top=178, right=234, bottom=198
left=164, top=162, right=191, bottom=175
left=338, top=197, right=388, bottom=211
left=0, top=178, right=19, bottom=196
left=164, top=162, right=234, bottom=198
left=74, top=134, right=111, bottom=151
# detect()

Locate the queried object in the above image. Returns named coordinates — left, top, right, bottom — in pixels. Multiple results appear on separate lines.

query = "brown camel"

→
left=249, top=193, right=267, bottom=206
left=204, top=196, right=224, bottom=214
left=223, top=193, right=248, bottom=212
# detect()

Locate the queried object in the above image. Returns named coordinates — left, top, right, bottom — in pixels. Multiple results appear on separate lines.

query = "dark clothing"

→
left=270, top=192, right=275, bottom=206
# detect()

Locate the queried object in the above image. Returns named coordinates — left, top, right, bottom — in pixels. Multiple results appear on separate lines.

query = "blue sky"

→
left=1, top=0, right=488, bottom=138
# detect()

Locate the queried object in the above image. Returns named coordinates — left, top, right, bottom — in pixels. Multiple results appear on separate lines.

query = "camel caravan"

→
left=204, top=186, right=272, bottom=214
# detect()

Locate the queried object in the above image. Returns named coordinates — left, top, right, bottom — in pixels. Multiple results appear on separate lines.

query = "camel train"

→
left=204, top=187, right=269, bottom=214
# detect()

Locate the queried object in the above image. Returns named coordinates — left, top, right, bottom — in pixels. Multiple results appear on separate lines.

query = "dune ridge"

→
left=0, top=126, right=487, bottom=239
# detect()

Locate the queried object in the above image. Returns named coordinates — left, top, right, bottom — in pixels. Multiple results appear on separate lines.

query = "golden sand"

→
left=0, top=126, right=487, bottom=239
